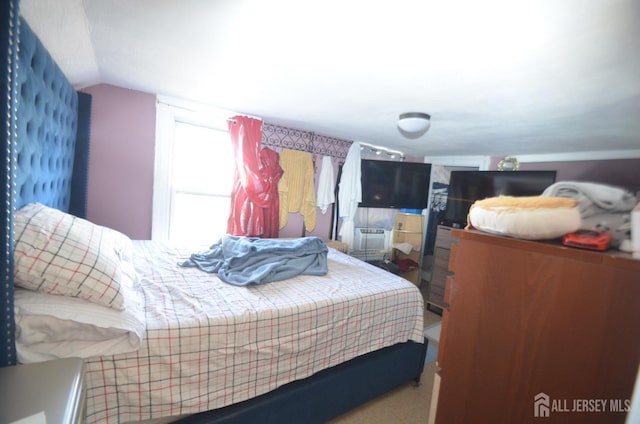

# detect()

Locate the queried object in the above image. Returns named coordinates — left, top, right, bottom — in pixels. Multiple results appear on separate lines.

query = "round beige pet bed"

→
left=467, top=196, right=581, bottom=240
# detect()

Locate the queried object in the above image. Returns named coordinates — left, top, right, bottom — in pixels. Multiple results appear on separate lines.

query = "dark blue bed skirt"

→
left=178, top=339, right=427, bottom=424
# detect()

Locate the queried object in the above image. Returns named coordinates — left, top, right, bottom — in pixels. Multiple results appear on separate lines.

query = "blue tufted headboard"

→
left=0, top=2, right=92, bottom=367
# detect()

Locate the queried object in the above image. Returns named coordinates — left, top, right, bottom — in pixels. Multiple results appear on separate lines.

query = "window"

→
left=153, top=97, right=235, bottom=246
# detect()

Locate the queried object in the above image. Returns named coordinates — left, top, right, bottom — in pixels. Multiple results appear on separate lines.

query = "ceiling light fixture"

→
left=360, top=142, right=404, bottom=160
left=398, top=112, right=431, bottom=134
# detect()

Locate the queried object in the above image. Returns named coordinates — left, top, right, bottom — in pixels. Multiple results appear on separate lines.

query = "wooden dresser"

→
left=431, top=229, right=640, bottom=424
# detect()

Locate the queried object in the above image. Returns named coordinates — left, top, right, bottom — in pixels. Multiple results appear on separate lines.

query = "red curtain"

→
left=226, top=116, right=283, bottom=237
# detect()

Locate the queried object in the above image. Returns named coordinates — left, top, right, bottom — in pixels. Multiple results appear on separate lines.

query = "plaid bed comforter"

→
left=84, top=241, right=424, bottom=424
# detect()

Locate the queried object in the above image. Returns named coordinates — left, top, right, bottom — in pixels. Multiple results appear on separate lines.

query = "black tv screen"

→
left=442, top=170, right=557, bottom=227
left=360, top=160, right=432, bottom=209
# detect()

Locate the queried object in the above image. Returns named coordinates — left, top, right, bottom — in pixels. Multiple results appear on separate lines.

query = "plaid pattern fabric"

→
left=13, top=203, right=130, bottom=309
left=84, top=241, right=425, bottom=424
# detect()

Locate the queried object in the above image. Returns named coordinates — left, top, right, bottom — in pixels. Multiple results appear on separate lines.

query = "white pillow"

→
left=468, top=196, right=582, bottom=240
left=13, top=202, right=134, bottom=310
left=14, top=286, right=146, bottom=363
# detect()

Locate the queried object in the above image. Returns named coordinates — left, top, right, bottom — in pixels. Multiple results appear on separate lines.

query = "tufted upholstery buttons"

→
left=15, top=18, right=78, bottom=211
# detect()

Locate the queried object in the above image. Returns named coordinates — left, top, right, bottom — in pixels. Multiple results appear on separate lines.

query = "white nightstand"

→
left=0, top=358, right=85, bottom=424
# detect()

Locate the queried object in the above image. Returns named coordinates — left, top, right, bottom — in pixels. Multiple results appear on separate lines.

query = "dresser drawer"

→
left=429, top=281, right=445, bottom=297
left=435, top=225, right=455, bottom=247
left=428, top=290, right=445, bottom=305
left=433, top=247, right=451, bottom=269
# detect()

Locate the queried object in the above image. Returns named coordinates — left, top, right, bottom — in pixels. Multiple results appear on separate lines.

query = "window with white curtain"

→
left=153, top=96, right=235, bottom=246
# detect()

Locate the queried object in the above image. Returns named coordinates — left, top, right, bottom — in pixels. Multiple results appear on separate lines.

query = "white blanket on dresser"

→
left=542, top=181, right=637, bottom=218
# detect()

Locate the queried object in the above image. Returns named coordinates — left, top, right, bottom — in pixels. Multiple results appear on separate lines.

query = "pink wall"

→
left=81, top=84, right=156, bottom=239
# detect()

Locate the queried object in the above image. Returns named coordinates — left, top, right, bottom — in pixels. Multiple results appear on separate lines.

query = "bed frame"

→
left=1, top=3, right=427, bottom=422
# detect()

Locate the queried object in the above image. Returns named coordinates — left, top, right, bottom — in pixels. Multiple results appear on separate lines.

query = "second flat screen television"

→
left=360, top=160, right=432, bottom=209
left=442, top=170, right=557, bottom=228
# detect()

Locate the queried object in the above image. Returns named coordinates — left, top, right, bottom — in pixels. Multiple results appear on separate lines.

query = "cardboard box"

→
left=632, top=201, right=640, bottom=259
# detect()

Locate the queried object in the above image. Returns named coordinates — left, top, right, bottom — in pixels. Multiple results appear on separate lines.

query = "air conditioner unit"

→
left=354, top=228, right=387, bottom=251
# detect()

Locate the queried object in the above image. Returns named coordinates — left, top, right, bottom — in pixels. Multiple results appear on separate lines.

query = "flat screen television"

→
left=360, top=160, right=432, bottom=209
left=441, top=170, right=557, bottom=228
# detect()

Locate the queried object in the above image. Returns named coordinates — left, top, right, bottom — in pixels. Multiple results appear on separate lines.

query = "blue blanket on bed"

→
left=179, top=236, right=329, bottom=286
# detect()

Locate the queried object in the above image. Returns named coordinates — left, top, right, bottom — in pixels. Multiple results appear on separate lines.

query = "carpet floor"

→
left=327, top=362, right=437, bottom=424
left=328, top=308, right=442, bottom=423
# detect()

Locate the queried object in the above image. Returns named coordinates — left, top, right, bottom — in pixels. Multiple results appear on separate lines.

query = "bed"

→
left=1, top=6, right=427, bottom=424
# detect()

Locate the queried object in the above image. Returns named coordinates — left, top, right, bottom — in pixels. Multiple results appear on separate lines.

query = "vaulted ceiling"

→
left=21, top=0, right=640, bottom=158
